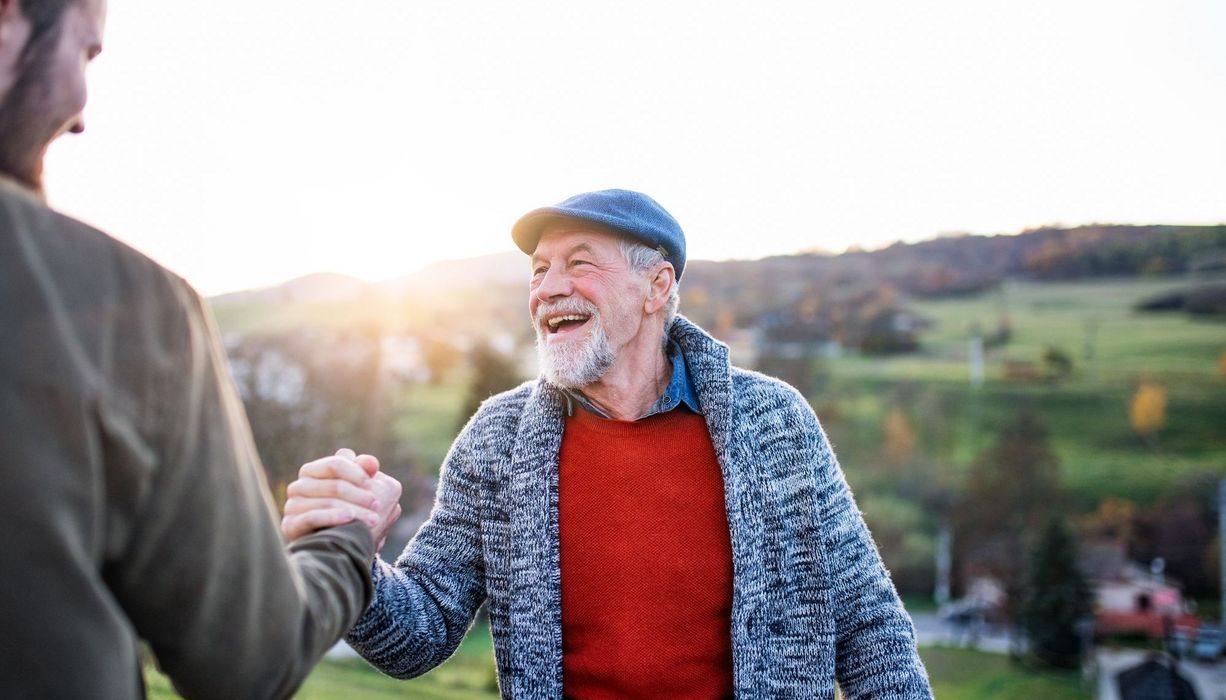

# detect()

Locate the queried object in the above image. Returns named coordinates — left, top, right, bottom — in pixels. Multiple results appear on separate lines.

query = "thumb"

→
left=335, top=447, right=357, bottom=460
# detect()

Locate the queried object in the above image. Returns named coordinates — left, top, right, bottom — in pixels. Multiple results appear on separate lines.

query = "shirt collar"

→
left=563, top=339, right=702, bottom=420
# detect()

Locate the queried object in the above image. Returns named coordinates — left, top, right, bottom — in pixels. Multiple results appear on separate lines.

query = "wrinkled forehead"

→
left=531, top=219, right=627, bottom=257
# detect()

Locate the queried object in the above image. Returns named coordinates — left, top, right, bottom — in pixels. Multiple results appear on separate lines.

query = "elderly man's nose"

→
left=535, top=266, right=572, bottom=300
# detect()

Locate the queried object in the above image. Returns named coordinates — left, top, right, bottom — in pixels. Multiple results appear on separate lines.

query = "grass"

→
left=921, top=647, right=1086, bottom=700
left=393, top=368, right=473, bottom=475
left=817, top=275, right=1226, bottom=504
left=146, top=634, right=1088, bottom=699
left=144, top=624, right=499, bottom=699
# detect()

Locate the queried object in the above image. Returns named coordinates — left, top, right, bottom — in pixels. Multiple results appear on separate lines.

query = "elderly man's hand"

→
left=282, top=449, right=402, bottom=549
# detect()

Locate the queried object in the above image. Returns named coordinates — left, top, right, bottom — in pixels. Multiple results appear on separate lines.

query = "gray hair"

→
left=617, top=238, right=681, bottom=333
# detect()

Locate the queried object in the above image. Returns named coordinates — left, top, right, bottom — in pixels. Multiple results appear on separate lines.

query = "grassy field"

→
left=393, top=367, right=474, bottom=474
left=818, top=275, right=1226, bottom=504
left=144, top=625, right=500, bottom=699
left=145, top=635, right=1089, bottom=699
left=922, top=647, right=1086, bottom=699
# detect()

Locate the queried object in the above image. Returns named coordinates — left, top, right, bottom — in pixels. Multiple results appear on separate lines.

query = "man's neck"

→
left=0, top=172, right=45, bottom=202
left=578, top=328, right=672, bottom=421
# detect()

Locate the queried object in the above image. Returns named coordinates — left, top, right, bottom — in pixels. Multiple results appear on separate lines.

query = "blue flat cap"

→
left=511, top=189, right=687, bottom=280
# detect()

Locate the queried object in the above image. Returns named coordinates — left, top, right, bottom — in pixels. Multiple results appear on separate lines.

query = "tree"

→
left=1129, top=379, right=1167, bottom=438
left=1040, top=346, right=1073, bottom=381
left=457, top=342, right=523, bottom=430
left=1021, top=516, right=1092, bottom=669
left=1132, top=473, right=1220, bottom=595
left=228, top=326, right=403, bottom=501
left=860, top=493, right=936, bottom=594
left=953, top=406, right=1063, bottom=618
left=1079, top=496, right=1137, bottom=546
left=883, top=406, right=917, bottom=466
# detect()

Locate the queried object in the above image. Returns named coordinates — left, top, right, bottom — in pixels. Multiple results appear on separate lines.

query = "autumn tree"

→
left=953, top=406, right=1063, bottom=618
left=883, top=406, right=917, bottom=466
left=1129, top=379, right=1167, bottom=439
left=1079, top=496, right=1137, bottom=546
left=1132, top=473, right=1221, bottom=595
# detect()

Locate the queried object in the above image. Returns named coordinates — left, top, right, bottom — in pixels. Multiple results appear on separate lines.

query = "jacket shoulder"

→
left=1, top=185, right=198, bottom=307
left=730, top=367, right=812, bottom=414
left=457, top=380, right=537, bottom=438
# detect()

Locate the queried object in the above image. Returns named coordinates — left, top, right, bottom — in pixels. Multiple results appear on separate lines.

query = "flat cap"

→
left=511, top=189, right=687, bottom=280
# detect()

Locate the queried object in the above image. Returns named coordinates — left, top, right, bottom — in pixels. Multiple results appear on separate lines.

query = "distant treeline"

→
left=687, top=224, right=1226, bottom=305
left=1017, top=225, right=1226, bottom=280
left=676, top=224, right=1226, bottom=353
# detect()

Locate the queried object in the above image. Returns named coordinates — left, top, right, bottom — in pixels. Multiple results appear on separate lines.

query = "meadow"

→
left=818, top=275, right=1226, bottom=505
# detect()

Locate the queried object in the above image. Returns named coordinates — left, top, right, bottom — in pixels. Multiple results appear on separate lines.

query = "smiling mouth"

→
left=545, top=314, right=591, bottom=334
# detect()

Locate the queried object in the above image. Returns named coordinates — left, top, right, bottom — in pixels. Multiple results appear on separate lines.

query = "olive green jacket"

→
left=0, top=178, right=374, bottom=699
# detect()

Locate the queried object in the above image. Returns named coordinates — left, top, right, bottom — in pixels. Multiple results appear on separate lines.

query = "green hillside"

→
left=821, top=275, right=1226, bottom=505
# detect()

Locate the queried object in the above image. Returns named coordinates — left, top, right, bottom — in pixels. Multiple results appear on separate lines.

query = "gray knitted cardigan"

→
left=347, top=317, right=933, bottom=699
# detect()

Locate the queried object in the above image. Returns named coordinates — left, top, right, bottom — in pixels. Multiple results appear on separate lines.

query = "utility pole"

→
left=935, top=519, right=952, bottom=607
left=1083, top=316, right=1099, bottom=384
left=968, top=325, right=985, bottom=388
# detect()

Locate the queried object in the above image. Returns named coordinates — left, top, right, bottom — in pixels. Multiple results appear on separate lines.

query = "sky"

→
left=42, top=1, right=1226, bottom=296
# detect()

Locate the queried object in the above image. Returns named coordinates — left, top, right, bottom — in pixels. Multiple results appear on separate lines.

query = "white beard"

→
left=535, top=299, right=616, bottom=389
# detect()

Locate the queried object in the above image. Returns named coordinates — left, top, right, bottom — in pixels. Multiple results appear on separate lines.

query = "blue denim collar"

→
left=563, top=339, right=702, bottom=420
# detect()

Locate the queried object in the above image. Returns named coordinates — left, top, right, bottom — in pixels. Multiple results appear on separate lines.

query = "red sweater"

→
left=558, top=408, right=734, bottom=699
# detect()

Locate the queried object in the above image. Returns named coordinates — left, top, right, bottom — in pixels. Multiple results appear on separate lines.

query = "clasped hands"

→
left=281, top=448, right=403, bottom=551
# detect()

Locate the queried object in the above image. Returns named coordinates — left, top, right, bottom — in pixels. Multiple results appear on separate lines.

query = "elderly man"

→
left=0, top=0, right=399, bottom=697
left=289, top=189, right=933, bottom=697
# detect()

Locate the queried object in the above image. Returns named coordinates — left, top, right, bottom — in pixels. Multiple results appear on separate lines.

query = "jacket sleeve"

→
left=799, top=400, right=934, bottom=699
left=102, top=276, right=375, bottom=700
left=344, top=413, right=488, bottom=678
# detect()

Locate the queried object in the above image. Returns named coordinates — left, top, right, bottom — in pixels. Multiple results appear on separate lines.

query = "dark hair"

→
left=17, top=0, right=80, bottom=63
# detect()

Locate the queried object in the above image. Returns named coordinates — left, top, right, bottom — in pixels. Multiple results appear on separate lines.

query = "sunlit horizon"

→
left=40, top=0, right=1226, bottom=297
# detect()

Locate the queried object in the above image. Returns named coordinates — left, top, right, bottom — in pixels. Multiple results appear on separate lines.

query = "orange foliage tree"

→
left=884, top=406, right=917, bottom=466
left=1129, top=380, right=1167, bottom=437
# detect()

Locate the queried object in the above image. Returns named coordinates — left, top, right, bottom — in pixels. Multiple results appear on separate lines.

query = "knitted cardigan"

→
left=347, top=317, right=933, bottom=699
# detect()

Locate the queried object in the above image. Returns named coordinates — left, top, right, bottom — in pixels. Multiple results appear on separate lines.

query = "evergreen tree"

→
left=1021, top=515, right=1092, bottom=669
left=458, top=342, right=522, bottom=430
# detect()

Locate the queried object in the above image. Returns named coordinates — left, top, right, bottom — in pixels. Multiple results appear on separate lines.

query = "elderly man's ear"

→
left=644, top=264, right=676, bottom=315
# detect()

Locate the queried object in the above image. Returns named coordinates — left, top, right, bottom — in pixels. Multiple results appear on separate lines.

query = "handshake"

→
left=281, top=448, right=403, bottom=550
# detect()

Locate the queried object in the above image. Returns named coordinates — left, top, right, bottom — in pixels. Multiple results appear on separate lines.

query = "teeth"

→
left=547, top=314, right=589, bottom=329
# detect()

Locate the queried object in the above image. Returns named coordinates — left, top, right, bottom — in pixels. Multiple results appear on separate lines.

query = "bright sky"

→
left=42, top=1, right=1226, bottom=296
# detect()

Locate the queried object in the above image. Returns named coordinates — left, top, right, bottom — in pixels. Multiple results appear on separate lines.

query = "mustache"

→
left=534, top=297, right=600, bottom=325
